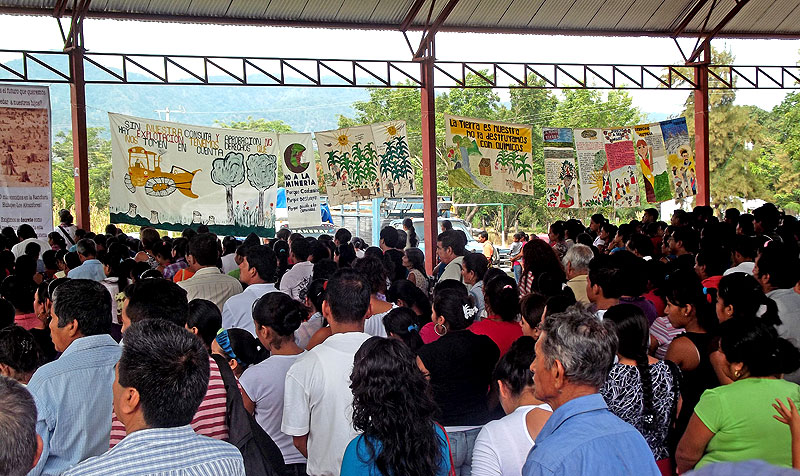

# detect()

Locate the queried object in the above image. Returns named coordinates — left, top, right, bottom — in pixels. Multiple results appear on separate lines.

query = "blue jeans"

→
left=447, top=428, right=481, bottom=476
left=513, top=263, right=522, bottom=282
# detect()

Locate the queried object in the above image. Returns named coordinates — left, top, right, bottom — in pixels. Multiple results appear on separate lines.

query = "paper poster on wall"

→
left=544, top=148, right=579, bottom=208
left=573, top=128, right=611, bottom=207
left=372, top=120, right=415, bottom=198
left=633, top=123, right=672, bottom=203
left=603, top=127, right=640, bottom=208
left=278, top=133, right=321, bottom=228
left=316, top=125, right=381, bottom=207
left=109, top=113, right=279, bottom=236
left=0, top=84, right=52, bottom=237
left=444, top=114, right=534, bottom=195
left=661, top=117, right=696, bottom=199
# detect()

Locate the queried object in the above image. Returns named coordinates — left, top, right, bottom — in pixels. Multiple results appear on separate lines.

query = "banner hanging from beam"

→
left=0, top=84, right=52, bottom=237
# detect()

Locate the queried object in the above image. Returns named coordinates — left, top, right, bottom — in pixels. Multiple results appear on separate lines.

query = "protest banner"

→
left=109, top=113, right=279, bottom=236
left=543, top=128, right=579, bottom=208
left=278, top=133, right=321, bottom=228
left=573, top=128, right=611, bottom=207
left=372, top=120, right=415, bottom=198
left=0, top=84, right=52, bottom=237
left=603, top=127, right=641, bottom=208
left=661, top=117, right=696, bottom=199
left=444, top=114, right=534, bottom=195
left=316, top=125, right=381, bottom=207
left=633, top=122, right=672, bottom=203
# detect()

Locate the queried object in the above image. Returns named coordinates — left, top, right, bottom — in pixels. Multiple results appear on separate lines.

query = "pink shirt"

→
left=15, top=313, right=40, bottom=331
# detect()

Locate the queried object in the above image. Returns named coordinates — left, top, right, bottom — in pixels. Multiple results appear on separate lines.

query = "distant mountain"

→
left=2, top=57, right=370, bottom=136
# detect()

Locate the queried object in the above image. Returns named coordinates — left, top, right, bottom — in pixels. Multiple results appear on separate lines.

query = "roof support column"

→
left=420, top=54, right=438, bottom=273
left=68, top=45, right=91, bottom=231
left=694, top=43, right=711, bottom=206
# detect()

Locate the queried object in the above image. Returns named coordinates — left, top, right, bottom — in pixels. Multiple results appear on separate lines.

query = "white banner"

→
left=278, top=133, right=321, bottom=228
left=0, top=84, right=52, bottom=237
left=109, top=113, right=279, bottom=236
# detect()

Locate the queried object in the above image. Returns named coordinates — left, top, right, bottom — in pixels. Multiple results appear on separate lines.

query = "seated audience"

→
left=222, top=245, right=278, bottom=336
left=179, top=233, right=243, bottom=309
left=242, top=292, right=307, bottom=474
left=677, top=320, right=800, bottom=472
left=470, top=274, right=523, bottom=356
left=522, top=307, right=659, bottom=476
left=417, top=292, right=500, bottom=475
left=27, top=279, right=119, bottom=476
left=600, top=304, right=681, bottom=475
left=282, top=268, right=372, bottom=476
left=63, top=319, right=245, bottom=475
left=472, top=337, right=552, bottom=476
left=342, top=337, right=452, bottom=476
left=0, top=375, right=42, bottom=476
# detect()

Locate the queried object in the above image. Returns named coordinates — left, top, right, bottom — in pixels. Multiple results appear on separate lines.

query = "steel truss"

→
left=1, top=50, right=799, bottom=90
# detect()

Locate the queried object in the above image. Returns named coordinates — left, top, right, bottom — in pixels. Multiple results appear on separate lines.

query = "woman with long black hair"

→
left=403, top=217, right=419, bottom=249
left=601, top=304, right=681, bottom=475
left=342, top=336, right=451, bottom=476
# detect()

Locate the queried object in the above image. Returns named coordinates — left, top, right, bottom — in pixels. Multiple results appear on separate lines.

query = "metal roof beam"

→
left=687, top=0, right=751, bottom=63
left=414, top=0, right=460, bottom=59
left=672, top=0, right=711, bottom=38
left=400, top=0, right=427, bottom=31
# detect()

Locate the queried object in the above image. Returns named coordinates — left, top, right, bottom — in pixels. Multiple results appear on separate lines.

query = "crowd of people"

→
left=1, top=203, right=800, bottom=476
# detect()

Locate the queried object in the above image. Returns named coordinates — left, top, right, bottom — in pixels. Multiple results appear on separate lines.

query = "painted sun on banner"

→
left=109, top=113, right=279, bottom=236
left=543, top=128, right=579, bottom=208
left=661, top=117, right=696, bottom=199
left=372, top=121, right=415, bottom=198
left=444, top=114, right=534, bottom=195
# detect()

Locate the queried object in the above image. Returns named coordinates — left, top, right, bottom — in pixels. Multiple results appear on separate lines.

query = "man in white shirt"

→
left=222, top=245, right=278, bottom=336
left=282, top=268, right=372, bottom=476
left=179, top=233, right=243, bottom=311
left=436, top=229, right=467, bottom=285
left=279, top=238, right=314, bottom=301
left=723, top=235, right=757, bottom=276
left=11, top=224, right=50, bottom=259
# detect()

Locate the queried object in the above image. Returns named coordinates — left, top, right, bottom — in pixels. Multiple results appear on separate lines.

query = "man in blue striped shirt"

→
left=62, top=319, right=244, bottom=476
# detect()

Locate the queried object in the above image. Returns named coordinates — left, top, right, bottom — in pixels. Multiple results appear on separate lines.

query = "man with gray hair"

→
left=0, top=376, right=42, bottom=476
left=523, top=307, right=659, bottom=476
left=562, top=244, right=593, bottom=306
left=67, top=238, right=105, bottom=281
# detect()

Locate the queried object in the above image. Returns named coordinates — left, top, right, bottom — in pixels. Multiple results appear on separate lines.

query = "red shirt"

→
left=110, top=356, right=228, bottom=446
left=469, top=317, right=522, bottom=356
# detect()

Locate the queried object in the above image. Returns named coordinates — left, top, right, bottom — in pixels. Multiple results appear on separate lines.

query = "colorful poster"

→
left=0, top=84, right=52, bottom=237
left=544, top=148, right=579, bottom=208
left=633, top=123, right=672, bottom=203
left=661, top=117, right=696, bottom=199
left=574, top=128, right=611, bottom=207
left=109, top=113, right=279, bottom=236
left=372, top=120, right=415, bottom=198
left=542, top=128, right=579, bottom=208
left=278, top=133, right=321, bottom=228
left=316, top=125, right=381, bottom=206
left=444, top=114, right=534, bottom=195
left=603, top=127, right=640, bottom=208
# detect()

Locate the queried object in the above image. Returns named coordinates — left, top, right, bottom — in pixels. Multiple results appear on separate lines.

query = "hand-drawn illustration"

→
left=211, top=152, right=246, bottom=224
left=633, top=123, right=671, bottom=203
left=661, top=117, right=696, bottom=199
left=603, top=127, right=641, bottom=208
left=125, top=146, right=200, bottom=198
left=574, top=128, right=612, bottom=207
left=280, top=133, right=321, bottom=228
left=245, top=153, right=278, bottom=228
left=316, top=126, right=381, bottom=206
left=373, top=121, right=415, bottom=197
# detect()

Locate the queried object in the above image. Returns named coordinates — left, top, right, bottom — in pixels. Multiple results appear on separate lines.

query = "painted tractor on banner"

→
left=124, top=146, right=200, bottom=199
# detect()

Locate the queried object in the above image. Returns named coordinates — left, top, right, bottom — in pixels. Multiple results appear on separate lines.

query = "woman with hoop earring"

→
left=417, top=292, right=500, bottom=476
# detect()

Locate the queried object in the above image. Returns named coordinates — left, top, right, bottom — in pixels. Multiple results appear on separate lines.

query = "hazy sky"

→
left=1, top=14, right=798, bottom=121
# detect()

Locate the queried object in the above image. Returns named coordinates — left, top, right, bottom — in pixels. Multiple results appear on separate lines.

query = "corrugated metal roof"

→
left=1, top=0, right=799, bottom=38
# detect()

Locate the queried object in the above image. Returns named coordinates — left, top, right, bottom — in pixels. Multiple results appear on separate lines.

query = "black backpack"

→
left=211, top=354, right=288, bottom=476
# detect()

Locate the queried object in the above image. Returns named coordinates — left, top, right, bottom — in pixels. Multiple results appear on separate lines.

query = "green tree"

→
left=52, top=128, right=112, bottom=210
left=215, top=117, right=294, bottom=133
